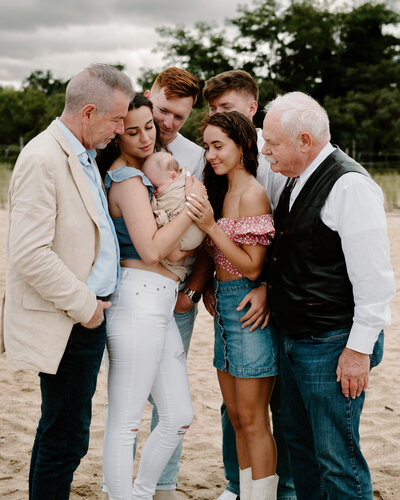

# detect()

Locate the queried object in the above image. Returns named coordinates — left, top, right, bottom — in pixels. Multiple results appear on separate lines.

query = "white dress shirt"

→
left=289, top=143, right=396, bottom=354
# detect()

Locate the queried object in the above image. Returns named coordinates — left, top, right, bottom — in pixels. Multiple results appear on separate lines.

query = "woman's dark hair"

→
left=203, top=111, right=259, bottom=220
left=97, top=93, right=161, bottom=179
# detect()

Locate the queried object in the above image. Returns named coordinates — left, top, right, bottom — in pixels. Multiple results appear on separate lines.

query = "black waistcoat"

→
left=267, top=147, right=369, bottom=338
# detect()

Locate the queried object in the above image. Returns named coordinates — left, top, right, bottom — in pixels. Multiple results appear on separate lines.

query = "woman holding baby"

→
left=97, top=93, right=205, bottom=500
left=99, top=96, right=277, bottom=499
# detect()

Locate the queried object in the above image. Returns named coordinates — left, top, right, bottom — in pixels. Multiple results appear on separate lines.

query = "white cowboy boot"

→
left=251, top=474, right=279, bottom=500
left=239, top=467, right=252, bottom=500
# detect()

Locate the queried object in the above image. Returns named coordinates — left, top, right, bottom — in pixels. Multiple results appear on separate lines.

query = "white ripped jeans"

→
left=103, top=268, right=194, bottom=500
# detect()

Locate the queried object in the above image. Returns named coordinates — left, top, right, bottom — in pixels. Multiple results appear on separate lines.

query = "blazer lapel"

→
left=68, top=153, right=100, bottom=228
left=47, top=121, right=99, bottom=229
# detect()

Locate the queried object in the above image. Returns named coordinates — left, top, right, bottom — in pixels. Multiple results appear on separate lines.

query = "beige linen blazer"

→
left=0, top=120, right=100, bottom=374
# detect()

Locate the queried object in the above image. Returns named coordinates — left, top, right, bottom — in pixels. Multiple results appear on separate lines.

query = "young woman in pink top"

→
left=187, top=111, right=278, bottom=500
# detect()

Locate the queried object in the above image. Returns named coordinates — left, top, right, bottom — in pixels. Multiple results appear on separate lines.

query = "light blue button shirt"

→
left=56, top=118, right=119, bottom=296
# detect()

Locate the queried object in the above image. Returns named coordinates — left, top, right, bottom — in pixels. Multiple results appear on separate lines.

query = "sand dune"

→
left=0, top=208, right=399, bottom=499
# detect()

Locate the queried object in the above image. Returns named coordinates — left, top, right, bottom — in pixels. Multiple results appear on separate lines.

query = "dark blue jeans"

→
left=29, top=321, right=106, bottom=500
left=279, top=328, right=384, bottom=500
left=221, top=377, right=297, bottom=499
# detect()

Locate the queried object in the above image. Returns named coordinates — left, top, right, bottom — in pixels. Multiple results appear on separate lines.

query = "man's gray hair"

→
left=64, top=63, right=134, bottom=114
left=265, top=91, right=330, bottom=143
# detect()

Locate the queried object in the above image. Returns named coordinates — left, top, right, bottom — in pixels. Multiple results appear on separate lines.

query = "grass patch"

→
left=369, top=170, right=400, bottom=212
left=0, top=162, right=12, bottom=207
left=0, top=163, right=399, bottom=211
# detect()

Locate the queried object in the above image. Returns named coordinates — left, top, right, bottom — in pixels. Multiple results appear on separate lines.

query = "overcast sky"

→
left=2, top=1, right=399, bottom=89
left=0, top=0, right=247, bottom=89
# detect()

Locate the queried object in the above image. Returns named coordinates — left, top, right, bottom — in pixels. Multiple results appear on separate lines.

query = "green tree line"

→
left=1, top=0, right=399, bottom=160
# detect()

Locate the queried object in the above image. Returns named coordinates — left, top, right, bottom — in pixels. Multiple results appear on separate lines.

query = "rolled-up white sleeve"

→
left=321, top=172, right=396, bottom=354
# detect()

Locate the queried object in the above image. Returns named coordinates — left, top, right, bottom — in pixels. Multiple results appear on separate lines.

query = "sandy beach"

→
left=0, top=207, right=399, bottom=499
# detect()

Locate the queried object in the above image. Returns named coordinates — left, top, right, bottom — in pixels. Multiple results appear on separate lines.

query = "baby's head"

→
left=143, top=151, right=181, bottom=196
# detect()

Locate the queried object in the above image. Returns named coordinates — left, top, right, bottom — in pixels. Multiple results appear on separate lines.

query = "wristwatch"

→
left=183, top=287, right=202, bottom=303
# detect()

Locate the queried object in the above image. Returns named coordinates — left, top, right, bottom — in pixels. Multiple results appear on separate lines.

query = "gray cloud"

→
left=0, top=0, right=235, bottom=30
left=3, top=0, right=399, bottom=88
left=0, top=0, right=240, bottom=87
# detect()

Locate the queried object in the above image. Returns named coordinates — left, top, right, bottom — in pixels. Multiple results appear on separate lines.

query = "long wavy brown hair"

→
left=96, top=93, right=162, bottom=180
left=202, top=111, right=259, bottom=220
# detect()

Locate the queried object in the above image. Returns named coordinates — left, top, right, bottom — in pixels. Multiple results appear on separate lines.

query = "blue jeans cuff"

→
left=226, top=482, right=240, bottom=496
left=155, top=484, right=177, bottom=491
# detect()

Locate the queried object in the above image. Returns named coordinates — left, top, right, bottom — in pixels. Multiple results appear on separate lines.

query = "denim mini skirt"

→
left=213, top=277, right=279, bottom=378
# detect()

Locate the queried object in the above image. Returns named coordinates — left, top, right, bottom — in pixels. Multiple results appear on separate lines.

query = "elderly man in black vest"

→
left=262, top=91, right=395, bottom=500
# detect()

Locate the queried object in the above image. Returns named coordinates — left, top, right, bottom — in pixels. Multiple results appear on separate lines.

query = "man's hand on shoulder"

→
left=336, top=347, right=370, bottom=399
left=81, top=299, right=111, bottom=329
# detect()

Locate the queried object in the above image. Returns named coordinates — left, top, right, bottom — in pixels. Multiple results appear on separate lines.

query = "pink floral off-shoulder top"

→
left=206, top=214, right=275, bottom=277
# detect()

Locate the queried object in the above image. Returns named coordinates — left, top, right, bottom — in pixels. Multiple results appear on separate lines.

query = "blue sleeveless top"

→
left=105, top=166, right=154, bottom=260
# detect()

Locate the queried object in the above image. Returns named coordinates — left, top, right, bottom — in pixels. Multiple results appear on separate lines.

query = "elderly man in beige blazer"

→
left=1, top=63, right=133, bottom=499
